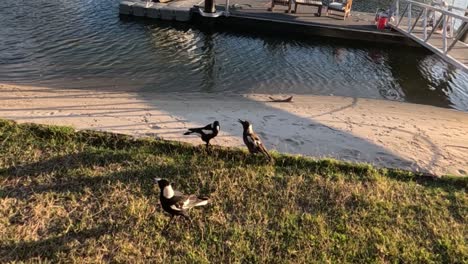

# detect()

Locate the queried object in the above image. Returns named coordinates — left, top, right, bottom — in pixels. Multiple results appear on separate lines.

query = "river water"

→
left=0, top=0, right=467, bottom=111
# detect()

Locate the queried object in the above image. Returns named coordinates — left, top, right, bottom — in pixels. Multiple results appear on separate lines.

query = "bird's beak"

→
left=155, top=178, right=162, bottom=182
left=238, top=119, right=244, bottom=124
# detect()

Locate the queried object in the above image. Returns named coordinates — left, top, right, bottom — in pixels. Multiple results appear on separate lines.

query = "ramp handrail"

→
left=447, top=5, right=467, bottom=13
left=395, top=0, right=468, bottom=23
left=389, top=0, right=468, bottom=72
left=392, top=0, right=468, bottom=55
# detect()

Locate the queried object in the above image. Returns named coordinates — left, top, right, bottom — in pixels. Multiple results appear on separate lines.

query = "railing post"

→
left=225, top=0, right=230, bottom=16
left=447, top=6, right=452, bottom=38
left=396, top=0, right=400, bottom=24
left=423, top=7, right=427, bottom=40
left=408, top=2, right=412, bottom=32
left=448, top=23, right=468, bottom=53
left=443, top=14, right=447, bottom=53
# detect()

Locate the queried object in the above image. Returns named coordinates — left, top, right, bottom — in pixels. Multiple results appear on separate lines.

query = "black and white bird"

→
left=155, top=178, right=209, bottom=230
left=183, top=121, right=220, bottom=147
left=238, top=119, right=272, bottom=161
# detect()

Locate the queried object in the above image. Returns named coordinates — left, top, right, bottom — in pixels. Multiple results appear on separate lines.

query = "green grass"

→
left=0, top=119, right=466, bottom=263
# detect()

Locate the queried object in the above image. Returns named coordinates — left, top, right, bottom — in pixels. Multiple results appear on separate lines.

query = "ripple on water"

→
left=0, top=0, right=467, bottom=110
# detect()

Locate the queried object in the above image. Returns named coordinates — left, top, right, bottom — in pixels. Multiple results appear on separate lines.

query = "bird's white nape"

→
left=247, top=124, right=253, bottom=134
left=163, top=185, right=175, bottom=198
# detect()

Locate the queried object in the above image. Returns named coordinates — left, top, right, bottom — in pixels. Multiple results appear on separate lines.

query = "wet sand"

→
left=1, top=83, right=467, bottom=176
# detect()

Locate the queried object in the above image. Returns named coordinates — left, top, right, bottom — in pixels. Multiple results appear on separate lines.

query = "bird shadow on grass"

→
left=0, top=151, right=206, bottom=261
left=0, top=224, right=117, bottom=263
left=2, top=137, right=464, bottom=202
left=0, top=155, right=186, bottom=201
left=1, top=150, right=136, bottom=179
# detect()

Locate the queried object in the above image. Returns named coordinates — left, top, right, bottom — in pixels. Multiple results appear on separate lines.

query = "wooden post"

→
left=204, top=0, right=216, bottom=13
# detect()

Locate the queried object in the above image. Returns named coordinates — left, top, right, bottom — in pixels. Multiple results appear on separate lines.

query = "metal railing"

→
left=393, top=0, right=468, bottom=54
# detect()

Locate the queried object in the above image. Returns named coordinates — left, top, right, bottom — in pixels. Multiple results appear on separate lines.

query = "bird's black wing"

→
left=169, top=194, right=209, bottom=211
left=184, top=123, right=213, bottom=135
left=248, top=133, right=272, bottom=160
left=246, top=133, right=262, bottom=149
left=168, top=193, right=188, bottom=212
left=200, top=123, right=215, bottom=135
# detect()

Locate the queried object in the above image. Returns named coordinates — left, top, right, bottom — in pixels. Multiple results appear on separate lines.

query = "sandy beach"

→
left=1, top=83, right=467, bottom=176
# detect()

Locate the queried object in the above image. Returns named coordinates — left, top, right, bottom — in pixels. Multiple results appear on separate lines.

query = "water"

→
left=0, top=0, right=467, bottom=111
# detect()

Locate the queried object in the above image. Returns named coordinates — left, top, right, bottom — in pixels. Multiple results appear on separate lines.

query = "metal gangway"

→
left=390, top=0, right=468, bottom=72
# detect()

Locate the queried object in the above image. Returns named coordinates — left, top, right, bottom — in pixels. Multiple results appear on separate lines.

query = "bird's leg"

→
left=183, top=214, right=193, bottom=227
left=205, top=142, right=212, bottom=154
left=162, top=215, right=175, bottom=232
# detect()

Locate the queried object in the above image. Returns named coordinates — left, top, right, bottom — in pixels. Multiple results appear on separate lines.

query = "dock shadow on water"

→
left=106, top=17, right=468, bottom=111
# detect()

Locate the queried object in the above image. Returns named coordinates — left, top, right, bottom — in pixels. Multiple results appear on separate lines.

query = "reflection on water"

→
left=0, top=0, right=467, bottom=111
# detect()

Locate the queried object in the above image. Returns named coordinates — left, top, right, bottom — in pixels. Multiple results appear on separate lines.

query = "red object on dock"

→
left=374, top=8, right=389, bottom=30
left=377, top=16, right=388, bottom=30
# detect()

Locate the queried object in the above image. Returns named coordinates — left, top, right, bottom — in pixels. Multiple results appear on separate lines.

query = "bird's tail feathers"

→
left=264, top=151, right=273, bottom=161
left=259, top=146, right=273, bottom=161
left=194, top=196, right=209, bottom=207
left=184, top=128, right=203, bottom=135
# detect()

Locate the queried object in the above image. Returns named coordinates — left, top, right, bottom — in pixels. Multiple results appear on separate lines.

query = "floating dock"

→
left=202, top=3, right=416, bottom=45
left=119, top=0, right=415, bottom=45
left=119, top=0, right=201, bottom=21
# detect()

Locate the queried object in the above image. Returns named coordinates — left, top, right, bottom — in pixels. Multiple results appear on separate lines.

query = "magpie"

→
left=183, top=121, right=220, bottom=147
left=155, top=178, right=209, bottom=230
left=238, top=119, right=272, bottom=161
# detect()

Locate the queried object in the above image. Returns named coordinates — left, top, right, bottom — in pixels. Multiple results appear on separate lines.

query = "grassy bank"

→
left=0, top=119, right=466, bottom=263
